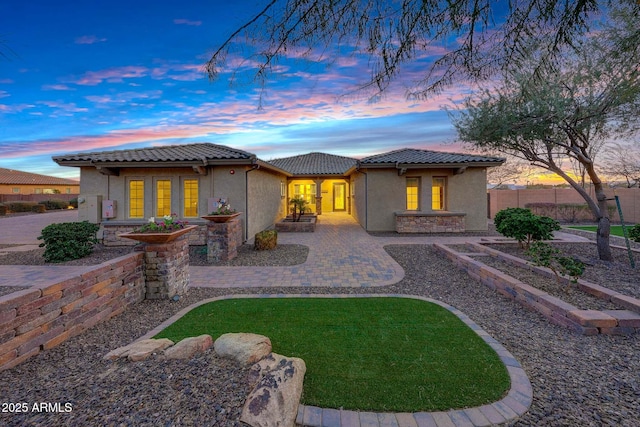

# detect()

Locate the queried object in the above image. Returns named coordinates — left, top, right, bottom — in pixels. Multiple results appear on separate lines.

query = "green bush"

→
left=7, top=201, right=38, bottom=212
left=38, top=221, right=100, bottom=263
left=39, top=199, right=69, bottom=210
left=629, top=224, right=640, bottom=243
left=0, top=205, right=6, bottom=216
left=69, top=198, right=78, bottom=209
left=527, top=241, right=585, bottom=284
left=32, top=204, right=46, bottom=213
left=494, top=207, right=560, bottom=248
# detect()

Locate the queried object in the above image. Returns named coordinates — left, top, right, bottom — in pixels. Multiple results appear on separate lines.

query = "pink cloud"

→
left=174, top=19, right=202, bottom=26
left=75, top=35, right=107, bottom=44
left=73, top=66, right=149, bottom=85
left=42, top=84, right=75, bottom=91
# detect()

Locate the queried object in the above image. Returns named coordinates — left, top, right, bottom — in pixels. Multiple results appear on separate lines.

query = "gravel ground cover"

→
left=485, top=242, right=640, bottom=299
left=473, top=255, right=618, bottom=310
left=0, top=242, right=638, bottom=426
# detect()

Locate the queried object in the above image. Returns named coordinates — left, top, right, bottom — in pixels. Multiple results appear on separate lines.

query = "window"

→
left=65, top=188, right=71, bottom=194
left=406, top=178, right=419, bottom=210
left=432, top=177, right=446, bottom=210
left=183, top=179, right=199, bottom=217
left=35, top=188, right=42, bottom=194
left=12, top=188, right=20, bottom=194
left=293, top=183, right=316, bottom=205
left=129, top=180, right=144, bottom=218
left=156, top=180, right=171, bottom=217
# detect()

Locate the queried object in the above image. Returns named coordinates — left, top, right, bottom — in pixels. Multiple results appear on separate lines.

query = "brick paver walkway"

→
left=190, top=211, right=588, bottom=289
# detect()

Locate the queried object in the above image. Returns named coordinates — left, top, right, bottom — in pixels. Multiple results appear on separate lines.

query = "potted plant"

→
left=202, top=198, right=241, bottom=223
left=119, top=214, right=197, bottom=243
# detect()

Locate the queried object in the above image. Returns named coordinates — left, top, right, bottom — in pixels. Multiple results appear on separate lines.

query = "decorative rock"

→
left=164, top=334, right=213, bottom=360
left=241, top=352, right=306, bottom=427
left=103, top=338, right=174, bottom=362
left=214, top=333, right=272, bottom=365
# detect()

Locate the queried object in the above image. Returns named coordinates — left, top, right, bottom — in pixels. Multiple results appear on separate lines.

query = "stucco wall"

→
left=448, top=168, right=489, bottom=231
left=246, top=168, right=287, bottom=239
left=359, top=167, right=489, bottom=231
left=351, top=172, right=366, bottom=228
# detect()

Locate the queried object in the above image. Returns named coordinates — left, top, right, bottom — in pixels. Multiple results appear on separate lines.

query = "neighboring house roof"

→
left=268, top=152, right=358, bottom=176
left=53, top=143, right=255, bottom=165
left=360, top=148, right=505, bottom=167
left=0, top=167, right=78, bottom=186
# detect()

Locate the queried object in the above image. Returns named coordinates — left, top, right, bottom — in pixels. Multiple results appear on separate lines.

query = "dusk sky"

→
left=2, top=1, right=482, bottom=179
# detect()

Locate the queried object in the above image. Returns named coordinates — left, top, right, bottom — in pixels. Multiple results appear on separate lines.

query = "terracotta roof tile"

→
left=360, top=148, right=505, bottom=165
left=268, top=152, right=358, bottom=175
left=0, top=168, right=79, bottom=186
left=53, top=143, right=255, bottom=164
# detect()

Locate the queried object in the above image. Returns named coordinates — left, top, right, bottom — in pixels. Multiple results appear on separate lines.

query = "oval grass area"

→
left=154, top=296, right=510, bottom=412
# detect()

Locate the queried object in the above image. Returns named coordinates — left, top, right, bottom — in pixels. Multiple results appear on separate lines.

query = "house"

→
left=269, top=152, right=358, bottom=215
left=53, top=143, right=504, bottom=244
left=0, top=167, right=79, bottom=196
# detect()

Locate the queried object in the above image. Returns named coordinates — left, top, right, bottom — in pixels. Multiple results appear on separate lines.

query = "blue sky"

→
left=1, top=1, right=471, bottom=179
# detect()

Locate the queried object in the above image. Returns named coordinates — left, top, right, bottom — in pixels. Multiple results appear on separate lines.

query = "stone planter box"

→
left=118, top=225, right=198, bottom=244
left=275, top=216, right=316, bottom=232
left=201, top=213, right=241, bottom=223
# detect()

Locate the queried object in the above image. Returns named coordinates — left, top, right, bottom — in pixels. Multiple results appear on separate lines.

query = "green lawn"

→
left=155, top=297, right=510, bottom=412
left=568, top=225, right=636, bottom=237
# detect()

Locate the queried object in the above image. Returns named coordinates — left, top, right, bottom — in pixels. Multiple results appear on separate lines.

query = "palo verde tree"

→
left=452, top=5, right=640, bottom=261
left=204, top=0, right=632, bottom=101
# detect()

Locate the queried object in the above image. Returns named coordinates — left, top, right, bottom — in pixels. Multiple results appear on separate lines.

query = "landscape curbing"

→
left=136, top=293, right=533, bottom=427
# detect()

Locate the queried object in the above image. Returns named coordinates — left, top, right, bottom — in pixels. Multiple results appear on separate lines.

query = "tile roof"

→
left=360, top=148, right=505, bottom=165
left=53, top=143, right=255, bottom=164
left=0, top=168, right=79, bottom=186
left=268, top=152, right=358, bottom=175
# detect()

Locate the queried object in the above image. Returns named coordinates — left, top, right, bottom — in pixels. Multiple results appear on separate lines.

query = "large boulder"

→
left=241, top=352, right=306, bottom=427
left=103, top=338, right=174, bottom=362
left=214, top=333, right=272, bottom=365
left=164, top=334, right=213, bottom=360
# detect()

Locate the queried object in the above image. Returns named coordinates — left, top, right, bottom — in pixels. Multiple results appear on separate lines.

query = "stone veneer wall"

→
left=0, top=252, right=145, bottom=371
left=395, top=212, right=466, bottom=233
left=102, top=223, right=207, bottom=246
left=207, top=219, right=243, bottom=262
left=143, top=237, right=191, bottom=299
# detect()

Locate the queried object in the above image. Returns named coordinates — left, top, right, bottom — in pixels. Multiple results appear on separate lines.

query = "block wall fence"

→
left=488, top=188, right=640, bottom=224
left=0, top=252, right=145, bottom=371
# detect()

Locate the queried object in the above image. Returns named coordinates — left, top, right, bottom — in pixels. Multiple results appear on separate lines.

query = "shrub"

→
left=38, top=221, right=100, bottom=263
left=0, top=205, right=6, bottom=216
left=32, top=204, right=46, bottom=213
left=527, top=241, right=585, bottom=285
left=69, top=198, right=78, bottom=208
left=254, top=229, right=278, bottom=250
left=494, top=207, right=560, bottom=248
left=629, top=224, right=640, bottom=243
left=39, top=199, right=69, bottom=210
left=7, top=201, right=38, bottom=212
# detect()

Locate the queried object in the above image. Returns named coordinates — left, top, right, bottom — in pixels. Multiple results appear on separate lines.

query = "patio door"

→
left=333, top=183, right=346, bottom=211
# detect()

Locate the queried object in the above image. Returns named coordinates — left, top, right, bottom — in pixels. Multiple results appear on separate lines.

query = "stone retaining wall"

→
left=0, top=252, right=145, bottom=371
left=395, top=212, right=465, bottom=233
left=143, top=238, right=190, bottom=299
left=435, top=243, right=640, bottom=335
left=207, top=219, right=243, bottom=262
